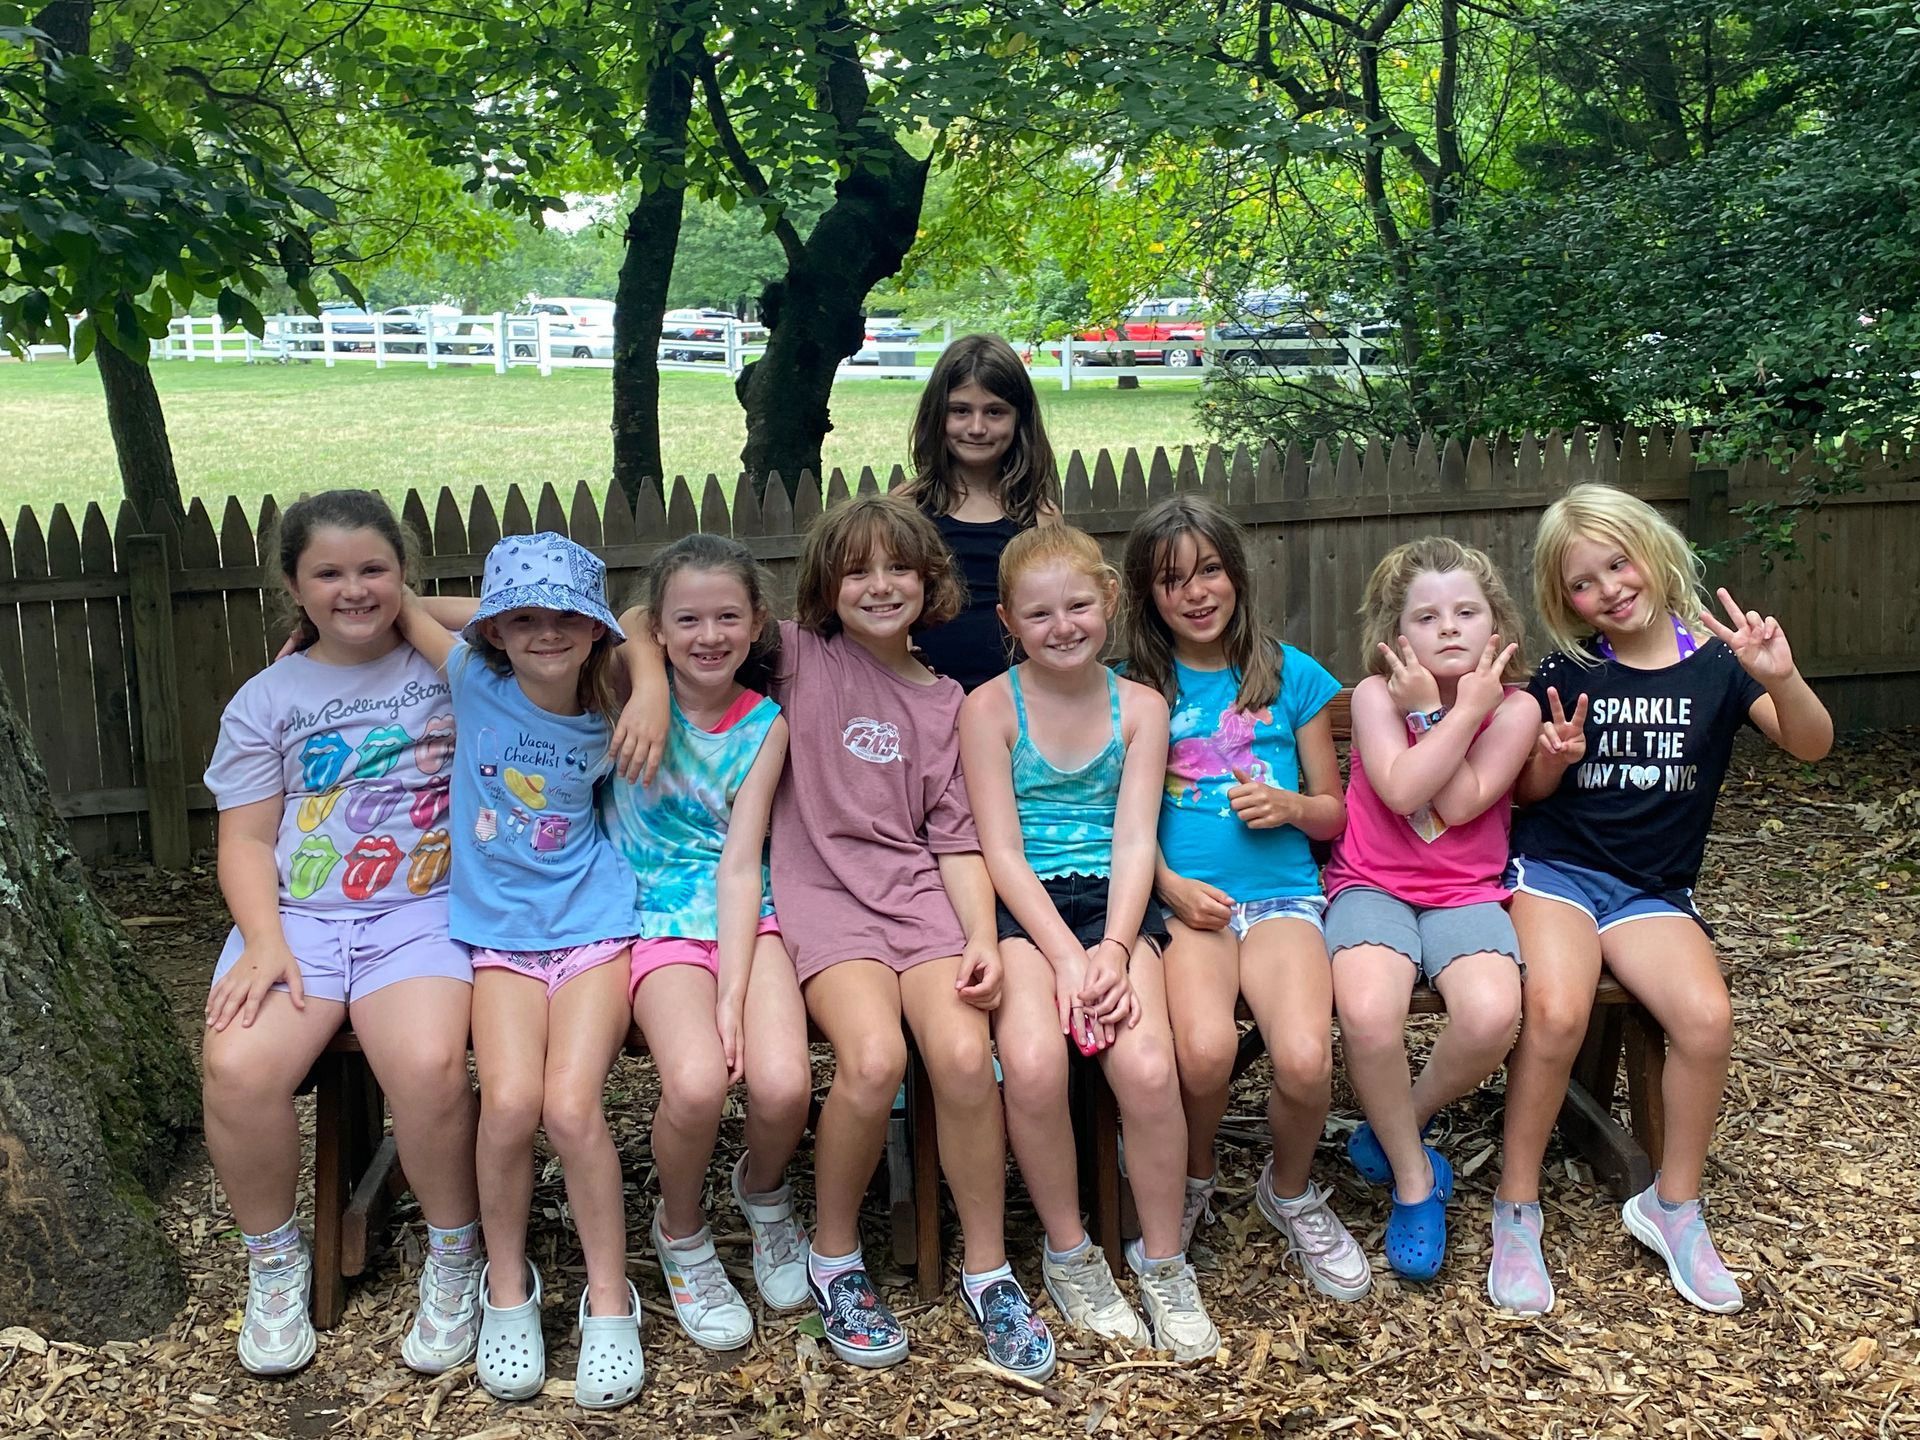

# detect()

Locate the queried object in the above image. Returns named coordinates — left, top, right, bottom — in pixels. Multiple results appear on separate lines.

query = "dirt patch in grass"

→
left=4, top=731, right=1916, bottom=1438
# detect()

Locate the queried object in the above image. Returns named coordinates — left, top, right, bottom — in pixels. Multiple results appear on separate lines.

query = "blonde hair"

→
left=794, top=493, right=966, bottom=636
left=998, top=523, right=1119, bottom=615
left=1358, top=536, right=1528, bottom=681
left=1119, top=494, right=1280, bottom=713
left=1533, top=484, right=1708, bottom=663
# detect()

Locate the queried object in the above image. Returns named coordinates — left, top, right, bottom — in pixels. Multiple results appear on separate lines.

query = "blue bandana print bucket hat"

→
left=464, top=532, right=626, bottom=644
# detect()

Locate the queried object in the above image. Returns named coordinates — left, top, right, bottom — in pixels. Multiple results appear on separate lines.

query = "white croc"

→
left=575, top=1280, right=645, bottom=1409
left=476, top=1261, right=546, bottom=1402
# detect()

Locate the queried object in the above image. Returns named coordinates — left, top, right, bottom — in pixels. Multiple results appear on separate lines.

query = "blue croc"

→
left=1347, top=1118, right=1436, bottom=1188
left=1384, top=1148, right=1454, bottom=1281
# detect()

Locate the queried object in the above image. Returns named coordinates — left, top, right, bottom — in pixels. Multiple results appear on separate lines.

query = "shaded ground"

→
left=4, top=731, right=1918, bottom=1439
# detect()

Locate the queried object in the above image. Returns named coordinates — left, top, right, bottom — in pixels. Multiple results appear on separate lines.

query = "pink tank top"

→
left=1323, top=706, right=1514, bottom=909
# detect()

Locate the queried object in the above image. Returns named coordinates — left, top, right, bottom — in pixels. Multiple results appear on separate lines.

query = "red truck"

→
left=1073, top=296, right=1208, bottom=368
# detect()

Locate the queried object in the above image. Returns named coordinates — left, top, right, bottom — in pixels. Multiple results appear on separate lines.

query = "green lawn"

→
left=0, top=358, right=1208, bottom=522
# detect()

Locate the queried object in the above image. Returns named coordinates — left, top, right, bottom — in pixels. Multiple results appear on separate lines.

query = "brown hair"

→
left=636, top=532, right=779, bottom=694
left=268, top=489, right=413, bottom=651
left=1119, top=494, right=1280, bottom=713
left=1357, top=536, right=1528, bottom=680
left=902, top=333, right=1061, bottom=526
left=794, top=493, right=966, bottom=636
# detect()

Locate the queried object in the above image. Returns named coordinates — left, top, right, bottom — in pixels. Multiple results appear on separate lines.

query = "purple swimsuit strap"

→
left=1594, top=612, right=1697, bottom=663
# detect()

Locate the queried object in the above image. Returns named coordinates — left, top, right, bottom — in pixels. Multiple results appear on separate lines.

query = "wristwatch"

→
left=1406, top=707, right=1447, bottom=733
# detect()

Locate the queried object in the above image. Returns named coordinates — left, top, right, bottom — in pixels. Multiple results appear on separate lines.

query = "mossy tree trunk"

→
left=0, top=675, right=198, bottom=1341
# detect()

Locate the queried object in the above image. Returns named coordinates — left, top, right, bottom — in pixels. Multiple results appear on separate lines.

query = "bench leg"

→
left=1074, top=1064, right=1126, bottom=1272
left=906, top=1043, right=944, bottom=1300
left=1622, top=1005, right=1668, bottom=1172
left=310, top=1053, right=349, bottom=1330
left=1556, top=1004, right=1654, bottom=1201
left=1229, top=1023, right=1267, bottom=1086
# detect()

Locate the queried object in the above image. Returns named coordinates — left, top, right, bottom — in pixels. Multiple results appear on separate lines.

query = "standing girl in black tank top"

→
left=903, top=334, right=1062, bottom=690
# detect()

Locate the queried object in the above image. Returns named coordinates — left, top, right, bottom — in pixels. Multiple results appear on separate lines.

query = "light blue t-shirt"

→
left=1157, top=645, right=1341, bottom=900
left=446, top=643, right=636, bottom=949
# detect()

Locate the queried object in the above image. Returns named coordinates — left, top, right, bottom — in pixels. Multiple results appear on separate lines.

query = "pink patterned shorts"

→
left=470, top=937, right=635, bottom=998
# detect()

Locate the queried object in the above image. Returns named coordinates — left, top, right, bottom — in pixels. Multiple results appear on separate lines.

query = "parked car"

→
left=1073, top=297, right=1208, bottom=367
left=849, top=318, right=922, bottom=365
left=1209, top=291, right=1392, bottom=374
left=290, top=301, right=375, bottom=352
left=660, top=308, right=739, bottom=362
left=524, top=297, right=617, bottom=359
left=381, top=304, right=460, bottom=355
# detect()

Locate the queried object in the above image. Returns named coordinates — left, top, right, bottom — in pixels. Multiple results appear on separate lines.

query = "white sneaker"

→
left=1126, top=1240, right=1221, bottom=1361
left=236, top=1239, right=316, bottom=1376
left=1254, top=1161, right=1373, bottom=1301
left=401, top=1249, right=483, bottom=1373
left=1041, top=1242, right=1150, bottom=1349
left=730, top=1154, right=811, bottom=1312
left=1180, top=1173, right=1216, bottom=1251
left=652, top=1210, right=754, bottom=1350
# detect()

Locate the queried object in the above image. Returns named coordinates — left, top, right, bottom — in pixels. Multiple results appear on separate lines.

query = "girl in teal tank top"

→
left=958, top=525, right=1220, bottom=1361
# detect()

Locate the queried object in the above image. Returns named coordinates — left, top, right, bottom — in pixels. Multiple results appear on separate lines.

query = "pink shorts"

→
left=628, top=915, right=782, bottom=1001
left=471, top=937, right=635, bottom=998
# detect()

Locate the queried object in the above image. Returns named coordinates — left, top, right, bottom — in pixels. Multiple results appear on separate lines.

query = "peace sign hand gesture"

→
left=1378, top=636, right=1443, bottom=716
left=1537, top=686, right=1589, bottom=766
left=1699, top=586, right=1796, bottom=685
left=1453, top=633, right=1519, bottom=719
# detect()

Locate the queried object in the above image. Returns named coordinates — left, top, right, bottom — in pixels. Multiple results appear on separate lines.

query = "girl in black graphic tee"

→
left=1489, top=484, right=1832, bottom=1320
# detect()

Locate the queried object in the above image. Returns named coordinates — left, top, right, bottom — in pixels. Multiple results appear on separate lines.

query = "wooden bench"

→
left=895, top=686, right=1669, bottom=1288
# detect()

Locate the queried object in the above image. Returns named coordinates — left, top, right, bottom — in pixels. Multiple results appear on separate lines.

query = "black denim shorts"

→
left=994, top=871, right=1171, bottom=952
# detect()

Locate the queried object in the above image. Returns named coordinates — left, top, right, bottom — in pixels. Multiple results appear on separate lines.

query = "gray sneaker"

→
left=236, top=1240, right=316, bottom=1376
left=1254, top=1161, right=1373, bottom=1301
left=1126, top=1241, right=1220, bottom=1361
left=1042, top=1242, right=1149, bottom=1349
left=401, top=1249, right=483, bottom=1372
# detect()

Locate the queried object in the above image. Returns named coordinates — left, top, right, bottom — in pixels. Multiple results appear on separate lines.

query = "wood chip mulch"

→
left=5, top=730, right=1917, bottom=1439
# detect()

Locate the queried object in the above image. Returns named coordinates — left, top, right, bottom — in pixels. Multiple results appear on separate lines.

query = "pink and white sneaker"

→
left=1622, top=1182, right=1744, bottom=1314
left=1486, top=1200, right=1555, bottom=1315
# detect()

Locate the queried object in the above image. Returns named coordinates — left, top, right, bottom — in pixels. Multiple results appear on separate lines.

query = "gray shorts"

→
left=1324, top=886, right=1518, bottom=982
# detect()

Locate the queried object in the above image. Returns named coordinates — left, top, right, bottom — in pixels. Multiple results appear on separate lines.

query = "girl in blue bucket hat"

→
left=399, top=531, right=647, bottom=1409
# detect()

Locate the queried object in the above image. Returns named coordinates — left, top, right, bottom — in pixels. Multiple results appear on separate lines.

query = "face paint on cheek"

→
left=341, top=835, right=404, bottom=901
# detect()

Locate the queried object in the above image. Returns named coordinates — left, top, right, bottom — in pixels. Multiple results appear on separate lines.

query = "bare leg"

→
left=802, top=961, right=907, bottom=1257
left=1495, top=895, right=1602, bottom=1205
left=1332, top=944, right=1423, bottom=1194
left=1597, top=918, right=1732, bottom=1203
left=1159, top=919, right=1242, bottom=1180
left=201, top=993, right=344, bottom=1233
left=1237, top=919, right=1333, bottom=1197
left=470, top=969, right=548, bottom=1306
left=351, top=976, right=479, bottom=1227
left=632, top=963, right=731, bottom=1237
left=993, top=939, right=1082, bottom=1251
left=1099, top=940, right=1186, bottom=1259
left=900, top=956, right=1006, bottom=1275
left=1418, top=952, right=1523, bottom=1122
left=540, top=958, right=635, bottom=1316
left=740, top=934, right=813, bottom=1195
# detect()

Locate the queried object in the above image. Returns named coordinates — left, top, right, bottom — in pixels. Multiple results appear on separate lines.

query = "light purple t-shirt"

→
left=205, top=644, right=455, bottom=913
left=768, top=621, right=978, bottom=980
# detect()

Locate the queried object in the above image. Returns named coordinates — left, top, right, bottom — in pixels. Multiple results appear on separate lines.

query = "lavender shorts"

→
left=471, top=937, right=635, bottom=998
left=212, top=895, right=472, bottom=1005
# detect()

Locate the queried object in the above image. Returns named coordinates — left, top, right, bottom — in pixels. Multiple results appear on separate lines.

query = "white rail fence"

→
left=130, top=313, right=1392, bottom=388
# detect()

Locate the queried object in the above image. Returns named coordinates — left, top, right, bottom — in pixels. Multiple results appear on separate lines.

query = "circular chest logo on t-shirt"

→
left=842, top=717, right=902, bottom=765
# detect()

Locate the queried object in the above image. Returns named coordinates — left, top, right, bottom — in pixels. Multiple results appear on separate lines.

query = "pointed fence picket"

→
left=0, top=429, right=1916, bottom=865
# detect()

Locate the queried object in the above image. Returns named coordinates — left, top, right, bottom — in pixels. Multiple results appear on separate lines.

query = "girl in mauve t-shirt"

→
left=616, top=495, right=1054, bottom=1382
left=1323, top=537, right=1536, bottom=1284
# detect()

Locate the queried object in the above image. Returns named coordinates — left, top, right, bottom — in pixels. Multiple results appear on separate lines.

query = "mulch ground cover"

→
left=5, top=730, right=1918, bottom=1439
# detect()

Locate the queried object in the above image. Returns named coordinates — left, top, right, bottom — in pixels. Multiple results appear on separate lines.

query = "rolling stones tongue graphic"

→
left=410, top=774, right=451, bottom=830
left=355, top=723, right=412, bottom=779
left=297, top=783, right=347, bottom=833
left=300, top=730, right=352, bottom=790
left=343, top=777, right=410, bottom=831
left=342, top=835, right=403, bottom=901
left=407, top=829, right=451, bottom=895
left=414, top=713, right=455, bottom=775
left=289, top=835, right=342, bottom=901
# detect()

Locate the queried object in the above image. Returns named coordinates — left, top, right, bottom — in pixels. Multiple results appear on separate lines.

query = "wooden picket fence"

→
left=3, top=425, right=1917, bottom=866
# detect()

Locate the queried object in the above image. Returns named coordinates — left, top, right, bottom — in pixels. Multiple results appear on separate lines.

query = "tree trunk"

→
left=611, top=6, right=704, bottom=506
left=96, top=335, right=187, bottom=525
left=733, top=18, right=930, bottom=495
left=0, top=676, right=199, bottom=1341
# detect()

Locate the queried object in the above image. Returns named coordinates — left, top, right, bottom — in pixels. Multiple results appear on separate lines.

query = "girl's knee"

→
left=1174, top=1019, right=1239, bottom=1093
left=1521, top=988, right=1595, bottom=1056
left=1110, top=1034, right=1180, bottom=1110
left=658, top=1049, right=731, bottom=1120
left=747, top=1054, right=814, bottom=1123
left=481, top=1082, right=544, bottom=1143
left=1269, top=1031, right=1333, bottom=1099
left=925, top=1027, right=996, bottom=1100
left=541, top=1087, right=610, bottom=1153
left=1335, top=994, right=1409, bottom=1057
left=386, top=1045, right=474, bottom=1111
left=834, top=1032, right=908, bottom=1107
left=998, top=1034, right=1069, bottom=1103
left=1668, top=990, right=1733, bottom=1059
left=1449, top=991, right=1523, bottom=1056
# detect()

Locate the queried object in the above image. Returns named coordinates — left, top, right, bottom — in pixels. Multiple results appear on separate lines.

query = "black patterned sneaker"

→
left=808, top=1265, right=908, bottom=1367
left=962, top=1275, right=1056, bottom=1381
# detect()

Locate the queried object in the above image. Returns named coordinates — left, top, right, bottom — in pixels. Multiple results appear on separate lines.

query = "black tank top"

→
left=915, top=510, right=1025, bottom=691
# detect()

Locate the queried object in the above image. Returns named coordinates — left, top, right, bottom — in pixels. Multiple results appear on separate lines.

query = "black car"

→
left=1210, top=292, right=1392, bottom=374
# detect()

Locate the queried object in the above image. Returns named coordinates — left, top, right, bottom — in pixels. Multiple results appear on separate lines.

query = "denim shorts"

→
left=1324, top=886, right=1519, bottom=981
left=1227, top=894, right=1326, bottom=940
left=1504, top=854, right=1708, bottom=936
left=996, top=872, right=1171, bottom=950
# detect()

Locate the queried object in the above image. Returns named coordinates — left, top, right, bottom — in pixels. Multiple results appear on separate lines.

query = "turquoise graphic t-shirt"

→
left=1156, top=645, right=1341, bottom=900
